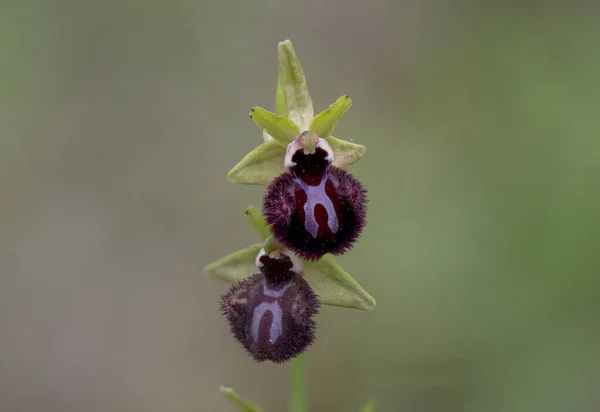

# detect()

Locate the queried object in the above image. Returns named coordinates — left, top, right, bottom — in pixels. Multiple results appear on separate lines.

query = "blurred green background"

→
left=1, top=1, right=599, bottom=411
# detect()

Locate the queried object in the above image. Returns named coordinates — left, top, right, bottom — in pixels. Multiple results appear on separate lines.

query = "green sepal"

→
left=310, top=95, right=352, bottom=138
left=278, top=40, right=314, bottom=130
left=275, top=75, right=286, bottom=117
left=305, top=256, right=376, bottom=311
left=244, top=206, right=270, bottom=239
left=250, top=107, right=299, bottom=146
left=359, top=399, right=376, bottom=412
left=325, top=135, right=367, bottom=168
left=204, top=244, right=262, bottom=283
left=227, top=140, right=285, bottom=185
left=219, top=386, right=264, bottom=412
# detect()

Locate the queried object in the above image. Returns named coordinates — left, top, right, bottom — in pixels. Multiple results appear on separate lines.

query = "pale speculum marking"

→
left=251, top=281, right=293, bottom=345
left=263, top=281, right=292, bottom=298
left=296, top=172, right=339, bottom=238
left=251, top=302, right=283, bottom=345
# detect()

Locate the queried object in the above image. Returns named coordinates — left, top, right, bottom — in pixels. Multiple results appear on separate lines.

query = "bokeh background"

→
left=2, top=1, right=599, bottom=411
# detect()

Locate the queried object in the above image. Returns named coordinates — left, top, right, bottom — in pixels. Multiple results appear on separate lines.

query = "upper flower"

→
left=227, top=40, right=367, bottom=186
left=263, top=131, right=367, bottom=260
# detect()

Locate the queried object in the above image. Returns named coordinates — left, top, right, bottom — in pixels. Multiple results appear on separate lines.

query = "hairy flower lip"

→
left=221, top=251, right=320, bottom=363
left=263, top=165, right=368, bottom=261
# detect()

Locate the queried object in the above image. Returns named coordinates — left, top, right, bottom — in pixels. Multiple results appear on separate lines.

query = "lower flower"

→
left=221, top=251, right=320, bottom=363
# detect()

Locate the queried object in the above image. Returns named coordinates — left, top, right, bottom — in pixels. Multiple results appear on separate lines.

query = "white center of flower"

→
left=284, top=135, right=334, bottom=171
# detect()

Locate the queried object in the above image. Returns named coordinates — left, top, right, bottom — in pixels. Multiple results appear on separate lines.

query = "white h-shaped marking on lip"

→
left=263, top=281, right=292, bottom=298
left=251, top=302, right=283, bottom=344
left=250, top=281, right=293, bottom=345
left=297, top=173, right=339, bottom=238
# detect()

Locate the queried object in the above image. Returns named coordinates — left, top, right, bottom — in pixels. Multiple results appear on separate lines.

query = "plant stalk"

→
left=290, top=354, right=306, bottom=412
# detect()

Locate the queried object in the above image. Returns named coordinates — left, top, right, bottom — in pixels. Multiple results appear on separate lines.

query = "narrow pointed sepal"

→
left=275, top=76, right=286, bottom=117
left=204, top=244, right=263, bottom=283
left=325, top=135, right=367, bottom=168
left=227, top=140, right=286, bottom=185
left=310, top=95, right=353, bottom=138
left=304, top=256, right=376, bottom=311
left=278, top=40, right=314, bottom=130
left=250, top=107, right=300, bottom=146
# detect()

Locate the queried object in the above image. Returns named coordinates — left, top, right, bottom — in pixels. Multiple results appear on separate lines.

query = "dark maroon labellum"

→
left=221, top=254, right=319, bottom=363
left=263, top=146, right=367, bottom=261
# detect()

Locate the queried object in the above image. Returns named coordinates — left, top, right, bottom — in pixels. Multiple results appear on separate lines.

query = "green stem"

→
left=290, top=354, right=306, bottom=412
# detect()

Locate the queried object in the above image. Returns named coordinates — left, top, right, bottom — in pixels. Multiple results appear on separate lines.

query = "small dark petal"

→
left=221, top=269, right=319, bottom=363
left=263, top=166, right=367, bottom=261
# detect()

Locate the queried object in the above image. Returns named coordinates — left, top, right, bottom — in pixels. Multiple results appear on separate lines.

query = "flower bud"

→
left=221, top=253, right=319, bottom=363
